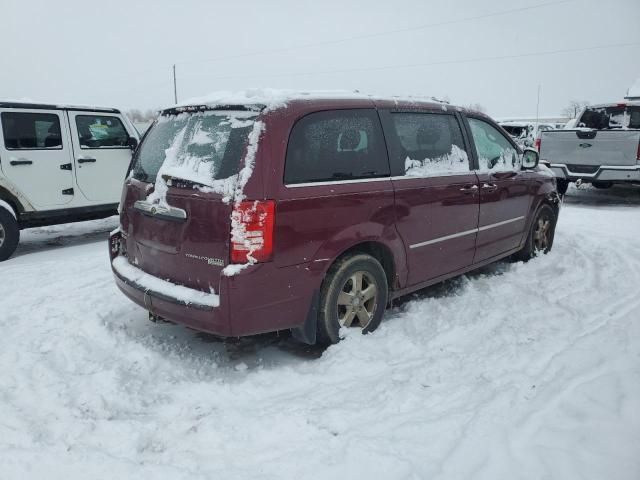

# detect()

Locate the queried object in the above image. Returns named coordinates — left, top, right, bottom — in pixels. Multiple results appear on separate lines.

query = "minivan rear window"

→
left=131, top=110, right=257, bottom=184
left=284, top=109, right=389, bottom=184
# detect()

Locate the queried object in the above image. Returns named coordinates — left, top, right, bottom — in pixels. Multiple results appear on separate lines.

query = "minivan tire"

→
left=513, top=204, right=556, bottom=262
left=317, top=254, right=388, bottom=345
left=0, top=208, right=20, bottom=262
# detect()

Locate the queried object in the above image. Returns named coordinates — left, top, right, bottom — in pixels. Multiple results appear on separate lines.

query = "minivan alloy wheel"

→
left=512, top=204, right=556, bottom=262
left=337, top=271, right=378, bottom=328
left=533, top=217, right=551, bottom=251
left=0, top=223, right=5, bottom=247
left=317, top=253, right=389, bottom=345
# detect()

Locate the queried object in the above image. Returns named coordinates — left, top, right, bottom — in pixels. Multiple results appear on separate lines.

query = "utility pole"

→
left=535, top=84, right=541, bottom=126
left=173, top=64, right=178, bottom=104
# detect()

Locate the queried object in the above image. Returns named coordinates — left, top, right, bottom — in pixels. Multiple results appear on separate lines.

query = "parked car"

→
left=539, top=101, right=640, bottom=194
left=499, top=121, right=556, bottom=149
left=0, top=101, right=139, bottom=260
left=109, top=92, right=560, bottom=346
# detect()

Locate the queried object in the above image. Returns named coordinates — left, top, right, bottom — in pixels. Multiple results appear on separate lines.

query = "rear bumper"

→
left=549, top=164, right=640, bottom=183
left=111, top=253, right=323, bottom=338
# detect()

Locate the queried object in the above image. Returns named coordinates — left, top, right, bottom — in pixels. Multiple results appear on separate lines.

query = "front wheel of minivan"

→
left=317, top=254, right=388, bottom=346
left=513, top=204, right=557, bottom=262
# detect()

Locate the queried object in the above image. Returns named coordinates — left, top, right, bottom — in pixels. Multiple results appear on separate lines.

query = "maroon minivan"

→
left=110, top=92, right=560, bottom=345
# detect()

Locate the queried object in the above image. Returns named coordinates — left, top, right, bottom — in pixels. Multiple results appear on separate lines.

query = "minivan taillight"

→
left=230, top=200, right=275, bottom=264
left=637, top=141, right=640, bottom=164
left=535, top=136, right=541, bottom=152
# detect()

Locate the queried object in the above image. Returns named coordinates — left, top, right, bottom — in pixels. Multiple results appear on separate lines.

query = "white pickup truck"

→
left=0, top=101, right=139, bottom=260
left=539, top=102, right=640, bottom=194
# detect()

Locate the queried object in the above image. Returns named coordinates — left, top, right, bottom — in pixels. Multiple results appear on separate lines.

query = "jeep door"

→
left=0, top=108, right=74, bottom=208
left=380, top=110, right=480, bottom=287
left=67, top=112, right=136, bottom=203
left=464, top=115, right=533, bottom=262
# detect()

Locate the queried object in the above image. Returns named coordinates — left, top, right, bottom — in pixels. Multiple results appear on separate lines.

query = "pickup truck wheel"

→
left=317, top=254, right=388, bottom=346
left=556, top=179, right=569, bottom=196
left=0, top=208, right=20, bottom=262
left=514, top=204, right=556, bottom=262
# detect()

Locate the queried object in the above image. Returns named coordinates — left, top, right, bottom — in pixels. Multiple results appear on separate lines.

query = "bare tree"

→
left=561, top=100, right=589, bottom=119
left=126, top=109, right=144, bottom=123
left=125, top=109, right=159, bottom=123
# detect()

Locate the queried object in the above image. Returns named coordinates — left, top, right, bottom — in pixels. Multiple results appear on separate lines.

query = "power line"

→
left=175, top=0, right=574, bottom=67
left=178, top=41, right=640, bottom=83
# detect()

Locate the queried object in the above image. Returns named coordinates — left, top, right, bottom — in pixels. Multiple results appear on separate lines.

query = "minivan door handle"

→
left=491, top=171, right=517, bottom=180
left=77, top=157, right=97, bottom=164
left=459, top=184, right=479, bottom=194
left=9, top=159, right=33, bottom=166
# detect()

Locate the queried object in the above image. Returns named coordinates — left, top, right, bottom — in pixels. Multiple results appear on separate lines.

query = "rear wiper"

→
left=161, top=174, right=210, bottom=189
left=133, top=170, right=149, bottom=182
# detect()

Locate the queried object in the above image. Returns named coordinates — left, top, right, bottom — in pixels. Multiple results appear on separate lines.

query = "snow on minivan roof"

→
left=164, top=88, right=454, bottom=114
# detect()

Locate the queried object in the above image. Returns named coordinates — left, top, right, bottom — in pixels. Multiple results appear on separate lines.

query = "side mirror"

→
left=522, top=147, right=539, bottom=169
left=128, top=137, right=139, bottom=151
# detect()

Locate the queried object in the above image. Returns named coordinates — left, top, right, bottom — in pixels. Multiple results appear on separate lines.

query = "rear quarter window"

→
left=284, top=109, right=389, bottom=184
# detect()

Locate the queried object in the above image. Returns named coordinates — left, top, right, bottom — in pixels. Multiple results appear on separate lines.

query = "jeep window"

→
left=1, top=112, right=62, bottom=150
left=284, top=109, right=389, bottom=184
left=468, top=118, right=520, bottom=172
left=579, top=105, right=640, bottom=129
left=387, top=113, right=469, bottom=177
left=76, top=115, right=129, bottom=148
left=131, top=110, right=256, bottom=184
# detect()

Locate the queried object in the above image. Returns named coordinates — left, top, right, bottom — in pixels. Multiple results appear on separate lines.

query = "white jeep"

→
left=0, top=101, right=139, bottom=260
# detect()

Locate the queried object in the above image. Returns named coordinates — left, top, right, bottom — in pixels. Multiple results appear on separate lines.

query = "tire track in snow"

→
left=1, top=198, right=640, bottom=479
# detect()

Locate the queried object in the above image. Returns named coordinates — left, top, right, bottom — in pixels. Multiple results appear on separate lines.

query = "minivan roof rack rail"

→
left=161, top=104, right=266, bottom=116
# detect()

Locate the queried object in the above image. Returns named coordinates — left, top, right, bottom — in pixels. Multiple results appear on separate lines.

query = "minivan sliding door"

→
left=380, top=110, right=480, bottom=287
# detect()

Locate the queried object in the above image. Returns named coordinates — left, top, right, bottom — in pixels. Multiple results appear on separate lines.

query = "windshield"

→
left=579, top=105, right=640, bottom=130
left=131, top=110, right=257, bottom=184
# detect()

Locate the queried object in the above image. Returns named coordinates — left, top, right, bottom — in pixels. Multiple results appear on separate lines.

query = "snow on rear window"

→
left=132, top=110, right=259, bottom=204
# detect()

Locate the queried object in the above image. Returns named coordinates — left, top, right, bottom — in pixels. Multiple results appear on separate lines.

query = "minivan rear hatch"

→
left=122, top=107, right=262, bottom=292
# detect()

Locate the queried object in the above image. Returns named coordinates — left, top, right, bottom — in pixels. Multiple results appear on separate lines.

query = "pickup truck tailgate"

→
left=540, top=130, right=640, bottom=166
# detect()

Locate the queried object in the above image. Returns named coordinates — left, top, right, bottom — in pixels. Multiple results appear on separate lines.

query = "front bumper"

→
left=549, top=164, right=640, bottom=183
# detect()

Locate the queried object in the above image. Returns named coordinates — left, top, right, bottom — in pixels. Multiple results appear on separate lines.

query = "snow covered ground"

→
left=1, top=185, right=640, bottom=479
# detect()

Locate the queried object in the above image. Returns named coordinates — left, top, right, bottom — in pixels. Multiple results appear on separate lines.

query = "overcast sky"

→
left=1, top=0, right=639, bottom=118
